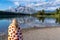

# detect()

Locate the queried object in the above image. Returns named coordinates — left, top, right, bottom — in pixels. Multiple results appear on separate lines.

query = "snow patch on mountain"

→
left=7, top=6, right=37, bottom=14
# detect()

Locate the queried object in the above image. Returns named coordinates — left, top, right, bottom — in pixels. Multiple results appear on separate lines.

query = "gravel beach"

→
left=1, top=27, right=60, bottom=40
left=23, top=27, right=60, bottom=40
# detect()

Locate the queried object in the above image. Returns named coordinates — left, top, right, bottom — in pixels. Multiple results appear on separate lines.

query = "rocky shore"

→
left=1, top=27, right=60, bottom=40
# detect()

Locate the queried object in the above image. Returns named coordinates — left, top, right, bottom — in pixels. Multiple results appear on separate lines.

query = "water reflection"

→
left=0, top=15, right=60, bottom=40
left=37, top=17, right=60, bottom=24
left=55, top=17, right=60, bottom=24
left=0, top=15, right=60, bottom=32
left=17, top=16, right=60, bottom=28
left=37, top=17, right=45, bottom=22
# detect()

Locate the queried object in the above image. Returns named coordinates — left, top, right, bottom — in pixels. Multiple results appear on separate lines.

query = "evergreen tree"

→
left=42, top=9, right=45, bottom=15
left=56, top=8, right=59, bottom=14
left=37, top=11, right=41, bottom=15
left=58, top=8, right=60, bottom=14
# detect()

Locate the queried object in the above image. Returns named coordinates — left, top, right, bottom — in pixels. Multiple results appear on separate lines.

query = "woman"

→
left=8, top=19, right=23, bottom=40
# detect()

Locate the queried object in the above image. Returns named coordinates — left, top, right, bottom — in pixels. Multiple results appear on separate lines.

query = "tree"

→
left=37, top=9, right=45, bottom=15
left=58, top=8, right=60, bottom=14
left=37, top=11, right=41, bottom=15
left=56, top=8, right=59, bottom=14
left=42, top=9, right=45, bottom=15
left=59, top=8, right=60, bottom=10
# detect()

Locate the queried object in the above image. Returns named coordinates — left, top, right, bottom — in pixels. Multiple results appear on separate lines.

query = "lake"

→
left=0, top=15, right=60, bottom=33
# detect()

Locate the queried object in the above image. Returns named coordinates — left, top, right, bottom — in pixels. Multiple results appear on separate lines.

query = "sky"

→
left=0, top=0, right=60, bottom=11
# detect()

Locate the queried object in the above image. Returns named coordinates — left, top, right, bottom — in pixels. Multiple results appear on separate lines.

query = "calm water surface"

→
left=0, top=15, right=60, bottom=33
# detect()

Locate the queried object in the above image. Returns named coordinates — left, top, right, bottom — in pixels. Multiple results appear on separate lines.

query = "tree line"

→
left=33, top=8, right=60, bottom=15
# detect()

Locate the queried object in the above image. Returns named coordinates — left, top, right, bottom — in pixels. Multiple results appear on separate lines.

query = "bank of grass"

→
left=34, top=14, right=60, bottom=18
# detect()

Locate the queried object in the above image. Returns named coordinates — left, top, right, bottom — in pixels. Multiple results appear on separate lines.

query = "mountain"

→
left=7, top=6, right=37, bottom=14
left=45, top=10, right=56, bottom=13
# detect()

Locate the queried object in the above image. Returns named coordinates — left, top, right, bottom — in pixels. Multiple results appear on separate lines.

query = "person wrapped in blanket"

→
left=8, top=19, right=23, bottom=40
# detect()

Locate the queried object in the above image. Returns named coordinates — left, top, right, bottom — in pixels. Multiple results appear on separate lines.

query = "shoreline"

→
left=1, top=27, right=60, bottom=40
left=22, top=27, right=60, bottom=40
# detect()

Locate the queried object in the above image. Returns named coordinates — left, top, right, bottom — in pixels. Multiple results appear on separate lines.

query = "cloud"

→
left=46, top=6, right=60, bottom=10
left=30, top=0, right=60, bottom=10
left=55, top=0, right=60, bottom=2
left=7, top=0, right=60, bottom=11
left=8, top=6, right=12, bottom=9
left=26, top=1, right=47, bottom=7
left=13, top=1, right=19, bottom=6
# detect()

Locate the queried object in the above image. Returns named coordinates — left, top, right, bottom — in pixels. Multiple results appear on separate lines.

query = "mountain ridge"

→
left=7, top=6, right=37, bottom=14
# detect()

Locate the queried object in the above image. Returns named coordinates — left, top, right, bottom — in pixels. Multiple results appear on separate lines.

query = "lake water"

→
left=0, top=15, right=60, bottom=33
